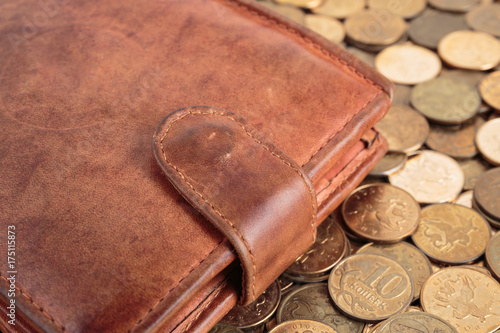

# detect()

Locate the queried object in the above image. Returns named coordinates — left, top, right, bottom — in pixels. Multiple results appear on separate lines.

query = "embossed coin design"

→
left=305, top=15, right=345, bottom=44
left=369, top=152, right=407, bottom=177
left=209, top=325, right=244, bottom=333
left=328, top=253, right=414, bottom=322
left=277, top=283, right=364, bottom=333
left=285, top=216, right=347, bottom=282
left=357, top=242, right=433, bottom=301
left=375, top=312, right=458, bottom=333
left=269, top=319, right=338, bottom=333
left=312, top=0, right=365, bottom=18
left=486, top=232, right=500, bottom=281
left=221, top=280, right=281, bottom=329
left=426, top=116, right=484, bottom=159
left=375, top=43, right=441, bottom=85
left=412, top=203, right=491, bottom=265
left=466, top=3, right=500, bottom=37
left=388, top=150, right=464, bottom=204
left=342, top=184, right=421, bottom=243
left=476, top=119, right=500, bottom=166
left=375, top=104, right=429, bottom=152
left=474, top=167, right=500, bottom=222
left=421, top=267, right=500, bottom=333
left=480, top=71, right=500, bottom=111
left=344, top=10, right=407, bottom=46
left=438, top=30, right=500, bottom=71
left=411, top=77, right=480, bottom=125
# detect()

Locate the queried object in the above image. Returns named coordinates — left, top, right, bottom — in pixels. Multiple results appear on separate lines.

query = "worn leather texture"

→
left=0, top=0, right=393, bottom=332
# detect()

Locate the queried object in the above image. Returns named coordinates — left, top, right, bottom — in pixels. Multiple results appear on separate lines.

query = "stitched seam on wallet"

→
left=159, top=109, right=317, bottom=301
left=302, top=91, right=382, bottom=166
left=129, top=239, right=226, bottom=332
left=180, top=279, right=227, bottom=333
left=0, top=272, right=66, bottom=332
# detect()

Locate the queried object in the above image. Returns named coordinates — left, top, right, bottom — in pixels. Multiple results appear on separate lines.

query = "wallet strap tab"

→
left=153, top=106, right=317, bottom=304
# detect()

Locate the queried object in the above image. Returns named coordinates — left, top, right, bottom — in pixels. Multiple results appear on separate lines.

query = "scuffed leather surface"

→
left=0, top=0, right=392, bottom=332
left=154, top=106, right=316, bottom=304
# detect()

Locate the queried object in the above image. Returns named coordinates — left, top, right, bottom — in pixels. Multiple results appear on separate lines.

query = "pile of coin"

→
left=210, top=0, right=500, bottom=332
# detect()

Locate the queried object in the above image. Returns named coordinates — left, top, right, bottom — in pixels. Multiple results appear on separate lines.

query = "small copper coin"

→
left=285, top=216, right=347, bottom=281
left=438, top=30, right=500, bottom=71
left=466, top=3, right=500, bottom=37
left=480, top=71, right=500, bottom=111
left=276, top=283, right=365, bottom=333
left=421, top=267, right=500, bottom=333
left=486, top=232, right=500, bottom=280
left=388, top=150, right=464, bottom=204
left=342, top=184, right=421, bottom=243
left=344, top=10, right=407, bottom=46
left=426, top=116, right=484, bottom=159
left=357, top=242, right=433, bottom=301
left=375, top=43, right=441, bottom=85
left=367, top=0, right=426, bottom=19
left=429, top=0, right=480, bottom=12
left=221, top=280, right=281, bottom=329
left=458, top=157, right=490, bottom=191
left=305, top=15, right=345, bottom=44
left=259, top=2, right=305, bottom=25
left=375, top=312, right=458, bottom=333
left=474, top=167, right=500, bottom=221
left=412, top=203, right=491, bottom=265
left=409, top=10, right=469, bottom=49
left=274, top=0, right=322, bottom=9
left=476, top=119, right=500, bottom=166
left=269, top=320, right=338, bottom=333
left=375, top=104, right=429, bottom=153
left=411, top=77, right=480, bottom=125
left=328, top=253, right=414, bottom=322
left=312, top=0, right=365, bottom=19
left=454, top=190, right=473, bottom=208
left=369, top=152, right=407, bottom=177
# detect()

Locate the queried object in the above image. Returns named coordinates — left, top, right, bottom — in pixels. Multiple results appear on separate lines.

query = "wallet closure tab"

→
left=153, top=106, right=317, bottom=304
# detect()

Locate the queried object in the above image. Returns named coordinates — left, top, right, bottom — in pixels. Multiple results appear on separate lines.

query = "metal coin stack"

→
left=210, top=0, right=500, bottom=332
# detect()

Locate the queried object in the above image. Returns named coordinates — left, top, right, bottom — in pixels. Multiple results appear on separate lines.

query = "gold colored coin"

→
left=466, top=3, right=500, bottom=37
left=221, top=280, right=281, bottom=329
left=429, top=0, right=480, bottom=12
left=328, top=253, right=414, bottom=322
left=344, top=10, right=407, bottom=46
left=342, top=184, right=421, bottom=243
left=269, top=320, right=338, bottom=333
left=411, top=77, right=480, bottom=125
left=480, top=71, right=500, bottom=111
left=388, top=150, right=464, bottom=204
left=305, top=14, right=345, bottom=44
left=458, top=158, right=490, bottom=191
left=367, top=0, right=426, bottom=19
left=285, top=216, right=347, bottom=281
left=412, top=203, right=491, bottom=265
left=393, top=84, right=411, bottom=106
left=312, top=0, right=365, bottom=19
left=408, top=10, right=469, bottom=49
left=440, top=69, right=486, bottom=88
left=461, top=264, right=493, bottom=277
left=274, top=0, right=323, bottom=9
left=346, top=47, right=375, bottom=68
left=486, top=232, right=500, bottom=280
left=421, top=267, right=500, bottom=333
left=276, top=283, right=365, bottom=333
left=357, top=242, right=433, bottom=301
left=375, top=104, right=429, bottom=152
left=438, top=30, right=500, bottom=71
left=209, top=325, right=245, bottom=333
left=476, top=119, right=500, bottom=166
left=375, top=43, right=441, bottom=85
left=474, top=167, right=500, bottom=222
left=369, top=152, right=407, bottom=177
left=259, top=2, right=305, bottom=25
left=454, top=190, right=473, bottom=208
left=426, top=116, right=484, bottom=159
left=375, top=312, right=458, bottom=333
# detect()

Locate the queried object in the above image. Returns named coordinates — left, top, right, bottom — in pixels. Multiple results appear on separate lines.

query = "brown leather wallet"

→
left=0, top=0, right=393, bottom=332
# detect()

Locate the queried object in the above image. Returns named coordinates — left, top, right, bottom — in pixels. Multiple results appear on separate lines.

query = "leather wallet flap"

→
left=153, top=106, right=317, bottom=304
